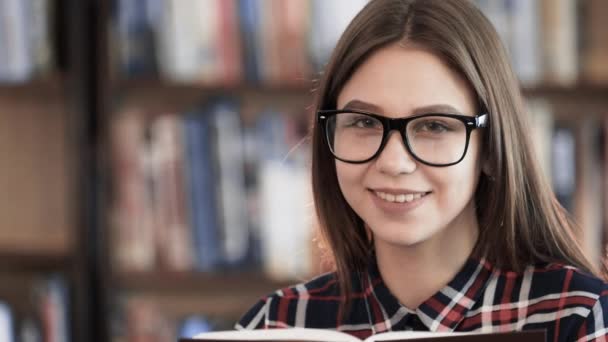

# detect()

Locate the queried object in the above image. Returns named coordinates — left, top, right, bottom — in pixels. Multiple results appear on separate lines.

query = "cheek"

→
left=432, top=148, right=482, bottom=204
left=335, top=162, right=367, bottom=202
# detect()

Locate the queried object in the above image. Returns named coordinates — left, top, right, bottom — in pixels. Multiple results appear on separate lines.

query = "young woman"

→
left=236, top=0, right=608, bottom=340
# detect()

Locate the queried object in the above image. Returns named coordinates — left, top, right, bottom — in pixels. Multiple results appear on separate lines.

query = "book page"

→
left=188, top=328, right=545, bottom=342
left=367, top=331, right=467, bottom=341
left=192, top=328, right=359, bottom=342
left=367, top=330, right=546, bottom=341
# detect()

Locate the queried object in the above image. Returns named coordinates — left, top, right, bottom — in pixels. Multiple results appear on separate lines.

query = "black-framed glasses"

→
left=317, top=109, right=488, bottom=167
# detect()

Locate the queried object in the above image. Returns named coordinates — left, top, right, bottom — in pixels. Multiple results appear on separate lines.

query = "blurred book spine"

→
left=0, top=301, right=14, bottom=342
left=552, top=124, right=577, bottom=213
left=183, top=109, right=222, bottom=272
left=573, top=120, right=604, bottom=264
left=0, top=275, right=70, bottom=342
left=540, top=0, right=579, bottom=86
left=114, top=0, right=161, bottom=77
left=0, top=0, right=55, bottom=83
left=580, top=0, right=608, bottom=84
left=209, top=101, right=250, bottom=267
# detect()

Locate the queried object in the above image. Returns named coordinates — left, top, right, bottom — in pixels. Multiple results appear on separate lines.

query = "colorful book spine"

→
left=184, top=109, right=222, bottom=272
left=209, top=100, right=250, bottom=267
left=237, top=0, right=262, bottom=83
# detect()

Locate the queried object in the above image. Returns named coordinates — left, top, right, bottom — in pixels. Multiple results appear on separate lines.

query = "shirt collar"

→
left=364, top=254, right=493, bottom=332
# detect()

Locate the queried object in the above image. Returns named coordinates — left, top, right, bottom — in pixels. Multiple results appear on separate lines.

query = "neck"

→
left=373, top=204, right=479, bottom=309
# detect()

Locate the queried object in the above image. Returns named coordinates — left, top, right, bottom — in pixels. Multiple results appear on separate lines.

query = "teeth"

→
left=374, top=191, right=427, bottom=203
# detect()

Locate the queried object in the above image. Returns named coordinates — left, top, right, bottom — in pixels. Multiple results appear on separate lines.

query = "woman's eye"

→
left=419, top=121, right=449, bottom=133
left=354, top=118, right=377, bottom=128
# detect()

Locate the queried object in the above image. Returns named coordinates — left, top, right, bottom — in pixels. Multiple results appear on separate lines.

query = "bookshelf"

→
left=93, top=0, right=608, bottom=341
left=0, top=0, right=103, bottom=341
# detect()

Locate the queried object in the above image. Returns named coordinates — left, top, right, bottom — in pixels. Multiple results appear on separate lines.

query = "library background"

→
left=0, top=0, right=607, bottom=341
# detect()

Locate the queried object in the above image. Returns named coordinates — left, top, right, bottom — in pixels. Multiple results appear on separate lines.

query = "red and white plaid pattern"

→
left=236, top=256, right=608, bottom=342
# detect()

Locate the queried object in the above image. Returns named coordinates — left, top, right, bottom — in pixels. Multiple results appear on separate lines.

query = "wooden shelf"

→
left=521, top=84, right=608, bottom=119
left=109, top=78, right=608, bottom=118
left=0, top=250, right=71, bottom=271
left=114, top=77, right=314, bottom=95
left=0, top=75, right=65, bottom=101
left=115, top=78, right=608, bottom=99
left=114, top=271, right=298, bottom=317
left=110, top=78, right=316, bottom=115
left=115, top=270, right=295, bottom=295
left=522, top=83, right=608, bottom=98
left=523, top=83, right=608, bottom=108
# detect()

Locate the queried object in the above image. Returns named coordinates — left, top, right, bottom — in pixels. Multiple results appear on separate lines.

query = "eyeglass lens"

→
left=326, top=112, right=468, bottom=165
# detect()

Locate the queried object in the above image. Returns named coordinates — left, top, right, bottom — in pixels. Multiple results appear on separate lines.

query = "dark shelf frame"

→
left=67, top=0, right=110, bottom=341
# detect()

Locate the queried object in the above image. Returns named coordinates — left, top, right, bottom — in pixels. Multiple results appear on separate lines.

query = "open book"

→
left=180, top=327, right=546, bottom=342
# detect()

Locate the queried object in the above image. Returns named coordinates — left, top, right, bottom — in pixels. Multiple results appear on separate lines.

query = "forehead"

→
left=337, top=44, right=476, bottom=116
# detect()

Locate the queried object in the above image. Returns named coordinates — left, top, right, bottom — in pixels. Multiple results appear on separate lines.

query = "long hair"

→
left=311, top=0, right=604, bottom=316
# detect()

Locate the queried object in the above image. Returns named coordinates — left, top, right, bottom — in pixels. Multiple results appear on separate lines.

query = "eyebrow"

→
left=341, top=99, right=465, bottom=116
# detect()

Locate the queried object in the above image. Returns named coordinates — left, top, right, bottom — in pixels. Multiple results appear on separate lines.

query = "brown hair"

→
left=311, top=0, right=605, bottom=316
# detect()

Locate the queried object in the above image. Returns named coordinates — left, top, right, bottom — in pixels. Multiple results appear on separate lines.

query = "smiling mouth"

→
left=372, top=190, right=431, bottom=203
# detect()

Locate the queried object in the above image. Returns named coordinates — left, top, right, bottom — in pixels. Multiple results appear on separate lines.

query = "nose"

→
left=374, top=131, right=417, bottom=175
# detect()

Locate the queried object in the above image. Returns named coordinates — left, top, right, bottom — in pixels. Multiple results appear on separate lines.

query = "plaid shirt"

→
left=236, top=256, right=608, bottom=342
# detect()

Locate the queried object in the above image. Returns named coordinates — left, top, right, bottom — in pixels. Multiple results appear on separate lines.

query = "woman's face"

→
left=335, top=44, right=483, bottom=251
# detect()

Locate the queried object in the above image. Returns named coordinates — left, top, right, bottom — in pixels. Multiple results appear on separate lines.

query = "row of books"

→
left=527, top=98, right=608, bottom=264
left=111, top=0, right=608, bottom=86
left=111, top=297, right=233, bottom=342
left=108, top=99, right=316, bottom=280
left=0, top=275, right=70, bottom=342
left=108, top=96, right=608, bottom=277
left=111, top=0, right=365, bottom=84
left=0, top=0, right=56, bottom=83
left=475, top=0, right=608, bottom=86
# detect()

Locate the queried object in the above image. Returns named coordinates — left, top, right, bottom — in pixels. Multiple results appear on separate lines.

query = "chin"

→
left=371, top=223, right=435, bottom=248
